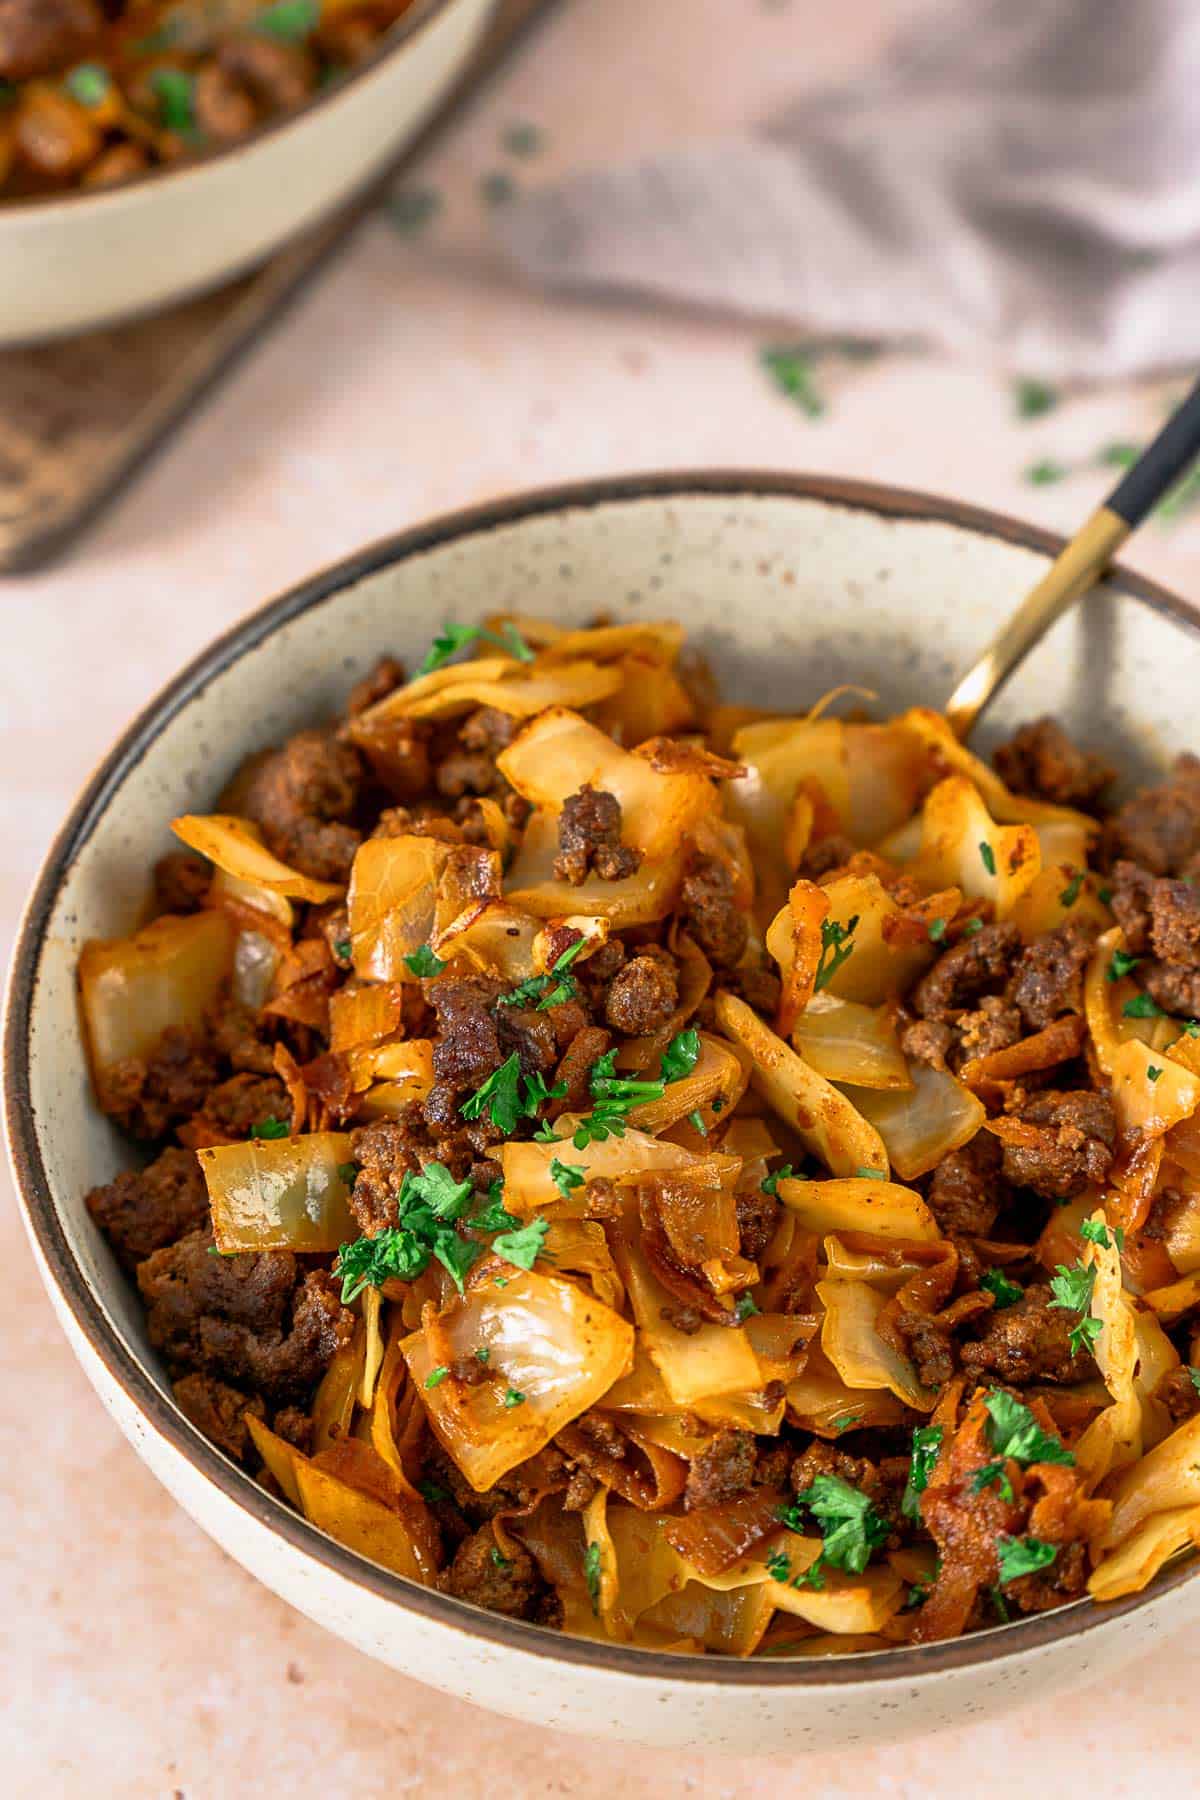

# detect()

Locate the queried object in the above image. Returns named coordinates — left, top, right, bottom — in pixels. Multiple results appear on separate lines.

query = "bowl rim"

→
left=0, top=0, right=466, bottom=220
left=8, top=467, right=1200, bottom=1688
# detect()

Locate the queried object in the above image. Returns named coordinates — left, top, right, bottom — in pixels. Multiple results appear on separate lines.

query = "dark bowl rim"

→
left=0, top=0, right=466, bottom=219
left=7, top=468, right=1200, bottom=1689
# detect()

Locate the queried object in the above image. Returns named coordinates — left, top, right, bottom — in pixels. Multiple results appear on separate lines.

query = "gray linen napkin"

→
left=498, top=0, right=1200, bottom=378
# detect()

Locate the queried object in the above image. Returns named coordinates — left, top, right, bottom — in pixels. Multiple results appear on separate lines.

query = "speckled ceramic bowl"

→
left=0, top=0, right=494, bottom=347
left=7, top=474, right=1200, bottom=1752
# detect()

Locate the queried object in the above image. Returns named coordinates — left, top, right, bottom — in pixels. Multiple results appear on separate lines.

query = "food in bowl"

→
left=76, top=612, right=1200, bottom=1658
left=0, top=0, right=419, bottom=197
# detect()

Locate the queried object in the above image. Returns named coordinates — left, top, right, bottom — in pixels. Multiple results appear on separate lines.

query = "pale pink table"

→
left=4, top=2, right=1199, bottom=1792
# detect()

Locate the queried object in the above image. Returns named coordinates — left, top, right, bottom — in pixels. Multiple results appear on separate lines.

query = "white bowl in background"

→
left=7, top=473, right=1200, bottom=1752
left=0, top=0, right=494, bottom=347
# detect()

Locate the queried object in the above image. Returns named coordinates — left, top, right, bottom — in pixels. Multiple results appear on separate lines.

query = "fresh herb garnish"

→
left=334, top=938, right=352, bottom=961
left=1014, top=378, right=1058, bottom=419
left=735, top=1293, right=760, bottom=1322
left=855, top=1166, right=886, bottom=1181
left=65, top=63, right=110, bottom=107
left=490, top=1546, right=511, bottom=1569
left=1148, top=1064, right=1164, bottom=1083
left=550, top=1158, right=587, bottom=1199
left=1106, top=947, right=1141, bottom=983
left=1025, top=459, right=1068, bottom=486
left=1058, top=869, right=1085, bottom=908
left=469, top=1182, right=518, bottom=1232
left=688, top=1109, right=708, bottom=1136
left=499, top=936, right=591, bottom=1012
left=336, top=1162, right=359, bottom=1188
left=151, top=67, right=197, bottom=134
left=660, top=1027, right=701, bottom=1084
left=1079, top=1218, right=1124, bottom=1251
left=963, top=917, right=984, bottom=937
left=503, top=1387, right=526, bottom=1408
left=418, top=1480, right=451, bottom=1504
left=996, top=1535, right=1058, bottom=1584
left=760, top=345, right=824, bottom=417
left=978, top=840, right=997, bottom=876
left=1123, top=992, right=1163, bottom=1019
left=1189, top=1367, right=1200, bottom=1396
left=971, top=1462, right=1015, bottom=1503
left=424, top=1366, right=449, bottom=1390
left=927, top=917, right=948, bottom=943
left=418, top=620, right=533, bottom=676
left=980, top=1268, right=1023, bottom=1309
left=765, top=1548, right=792, bottom=1583
left=831, top=1411, right=863, bottom=1433
left=404, top=943, right=447, bottom=978
left=250, top=1115, right=289, bottom=1140
left=901, top=1424, right=943, bottom=1521
left=336, top=1161, right=483, bottom=1301
left=475, top=1346, right=491, bottom=1364
left=1048, top=1257, right=1100, bottom=1357
left=386, top=186, right=442, bottom=236
left=492, top=1214, right=550, bottom=1272
left=570, top=1048, right=667, bottom=1150
left=786, top=1474, right=890, bottom=1579
left=815, top=915, right=859, bottom=991
left=462, top=1053, right=566, bottom=1135
left=584, top=1542, right=602, bottom=1615
left=761, top=1163, right=795, bottom=1196
left=502, top=121, right=543, bottom=156
left=990, top=1585, right=1011, bottom=1622
left=984, top=1390, right=1074, bottom=1467
left=255, top=0, right=319, bottom=39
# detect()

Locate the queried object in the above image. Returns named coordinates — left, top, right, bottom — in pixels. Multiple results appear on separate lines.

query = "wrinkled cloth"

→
left=497, top=0, right=1200, bottom=378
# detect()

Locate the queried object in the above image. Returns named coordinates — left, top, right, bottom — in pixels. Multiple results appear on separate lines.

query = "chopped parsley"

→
left=1123, top=992, right=1163, bottom=1019
left=978, top=840, right=997, bottom=876
left=688, top=1109, right=708, bottom=1136
left=502, top=120, right=544, bottom=156
left=735, top=1293, right=760, bottom=1322
left=990, top=1586, right=1011, bottom=1623
left=831, top=1411, right=863, bottom=1433
left=570, top=1047, right=668, bottom=1149
left=255, top=0, right=319, bottom=39
left=760, top=345, right=825, bottom=417
left=250, top=1115, right=289, bottom=1140
left=1148, top=1064, right=1164, bottom=1083
left=461, top=1053, right=565, bottom=1135
left=761, top=1163, right=795, bottom=1196
left=404, top=943, right=446, bottom=978
left=963, top=917, right=984, bottom=937
left=334, top=938, right=352, bottom=961
left=498, top=935, right=590, bottom=1011
left=468, top=1182, right=518, bottom=1232
left=765, top=1548, right=792, bottom=1583
left=996, top=1535, right=1058, bottom=1584
left=65, top=63, right=110, bottom=107
left=550, top=1158, right=586, bottom=1199
left=927, top=917, right=948, bottom=943
left=475, top=1346, right=490, bottom=1364
left=1025, top=459, right=1068, bottom=486
left=336, top=1161, right=482, bottom=1301
left=1106, top=947, right=1142, bottom=982
left=984, top=1390, right=1074, bottom=1467
left=418, top=620, right=533, bottom=675
left=855, top=1166, right=886, bottom=1181
left=785, top=1474, right=890, bottom=1580
left=1014, top=378, right=1058, bottom=419
left=1049, top=1258, right=1101, bottom=1355
left=336, top=1162, right=359, bottom=1188
left=424, top=1366, right=449, bottom=1390
left=1079, top=1219, right=1123, bottom=1251
left=815, top=915, right=859, bottom=991
left=1058, top=869, right=1085, bottom=908
left=901, top=1423, right=943, bottom=1520
left=490, top=1546, right=510, bottom=1569
left=386, top=186, right=442, bottom=237
left=1098, top=885, right=1114, bottom=906
left=584, top=1542, right=602, bottom=1614
left=1189, top=1367, right=1200, bottom=1396
left=980, top=1268, right=1023, bottom=1309
left=971, top=1462, right=1015, bottom=1503
left=151, top=67, right=196, bottom=133
left=492, top=1214, right=550, bottom=1272
left=418, top=1479, right=451, bottom=1504
left=660, top=1027, right=702, bottom=1084
left=503, top=1387, right=526, bottom=1408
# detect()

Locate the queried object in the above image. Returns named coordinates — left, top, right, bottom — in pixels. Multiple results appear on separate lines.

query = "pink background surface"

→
left=4, top=3, right=1200, bottom=1792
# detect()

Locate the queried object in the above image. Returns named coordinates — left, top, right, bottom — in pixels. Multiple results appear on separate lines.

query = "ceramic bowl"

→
left=0, top=0, right=494, bottom=348
left=7, top=473, right=1200, bottom=1753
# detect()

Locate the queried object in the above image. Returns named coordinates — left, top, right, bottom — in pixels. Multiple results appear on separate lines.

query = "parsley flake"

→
left=983, top=1390, right=1074, bottom=1467
left=250, top=1115, right=289, bottom=1140
left=334, top=938, right=352, bottom=961
left=1148, top=1064, right=1164, bottom=1083
left=550, top=1158, right=586, bottom=1199
left=996, top=1535, right=1058, bottom=1584
left=404, top=943, right=447, bottom=978
left=760, top=345, right=825, bottom=417
left=971, top=1462, right=1015, bottom=1503
left=735, top=1293, right=760, bottom=1322
left=963, top=917, right=984, bottom=937
left=980, top=1268, right=1023, bottom=1309
left=424, top=1366, right=449, bottom=1390
left=688, top=1109, right=708, bottom=1136
left=256, top=0, right=319, bottom=39
left=336, top=1162, right=359, bottom=1188
left=761, top=1163, right=795, bottom=1196
left=1025, top=459, right=1068, bottom=486
left=815, top=915, right=859, bottom=991
left=1058, top=869, right=1085, bottom=908
left=461, top=1054, right=524, bottom=1134
left=788, top=1474, right=890, bottom=1578
left=1014, top=378, right=1058, bottom=419
left=418, top=620, right=533, bottom=675
left=492, top=1214, right=550, bottom=1272
left=503, top=1387, right=526, bottom=1408
left=336, top=1161, right=482, bottom=1301
left=1080, top=1218, right=1125, bottom=1251
left=65, top=63, right=110, bottom=106
left=855, top=1166, right=886, bottom=1181
left=584, top=1542, right=602, bottom=1615
left=151, top=67, right=196, bottom=133
left=901, top=1424, right=943, bottom=1521
left=418, top=1480, right=451, bottom=1504
left=765, top=1548, right=792, bottom=1583
left=1189, top=1367, right=1200, bottom=1396
left=927, top=917, right=948, bottom=943
left=1106, top=948, right=1142, bottom=983
left=978, top=840, right=997, bottom=876
left=661, top=1028, right=702, bottom=1084
left=1123, top=993, right=1163, bottom=1019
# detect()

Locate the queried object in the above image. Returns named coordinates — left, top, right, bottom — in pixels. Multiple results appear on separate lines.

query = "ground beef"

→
left=86, top=1145, right=210, bottom=1272
left=789, top=1441, right=907, bottom=1530
left=459, top=706, right=518, bottom=755
left=1109, top=860, right=1154, bottom=954
left=926, top=1132, right=1006, bottom=1238
left=996, top=1089, right=1116, bottom=1200
left=1007, top=920, right=1096, bottom=1030
left=1141, top=961, right=1200, bottom=1018
left=892, top=1311, right=960, bottom=1388
left=797, top=835, right=856, bottom=880
left=496, top=1003, right=560, bottom=1076
left=240, top=728, right=362, bottom=882
left=271, top=1406, right=313, bottom=1454
left=955, top=997, right=1025, bottom=1066
left=683, top=1430, right=756, bottom=1510
left=347, top=1109, right=487, bottom=1233
left=173, top=1372, right=264, bottom=1462
left=104, top=1026, right=222, bottom=1141
left=0, top=0, right=101, bottom=80
left=679, top=855, right=749, bottom=969
left=603, top=950, right=679, bottom=1035
left=154, top=853, right=210, bottom=915
left=553, top=785, right=641, bottom=885
left=912, top=923, right=1020, bottom=1021
left=137, top=1230, right=353, bottom=1406
left=1110, top=864, right=1200, bottom=1006
left=727, top=960, right=783, bottom=1016
left=427, top=976, right=507, bottom=1089
left=960, top=1281, right=1096, bottom=1383
left=190, top=1073, right=290, bottom=1141
left=992, top=718, right=1113, bottom=811
left=1145, top=876, right=1200, bottom=965
left=901, top=1017, right=954, bottom=1071
left=1104, top=754, right=1200, bottom=876
left=346, top=655, right=405, bottom=716
left=1155, top=1365, right=1200, bottom=1423
left=441, top=1525, right=548, bottom=1620
left=735, top=1186, right=780, bottom=1264
left=206, top=995, right=277, bottom=1076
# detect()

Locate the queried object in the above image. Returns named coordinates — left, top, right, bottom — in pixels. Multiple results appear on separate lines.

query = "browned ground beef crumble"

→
left=80, top=660, right=1200, bottom=1652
